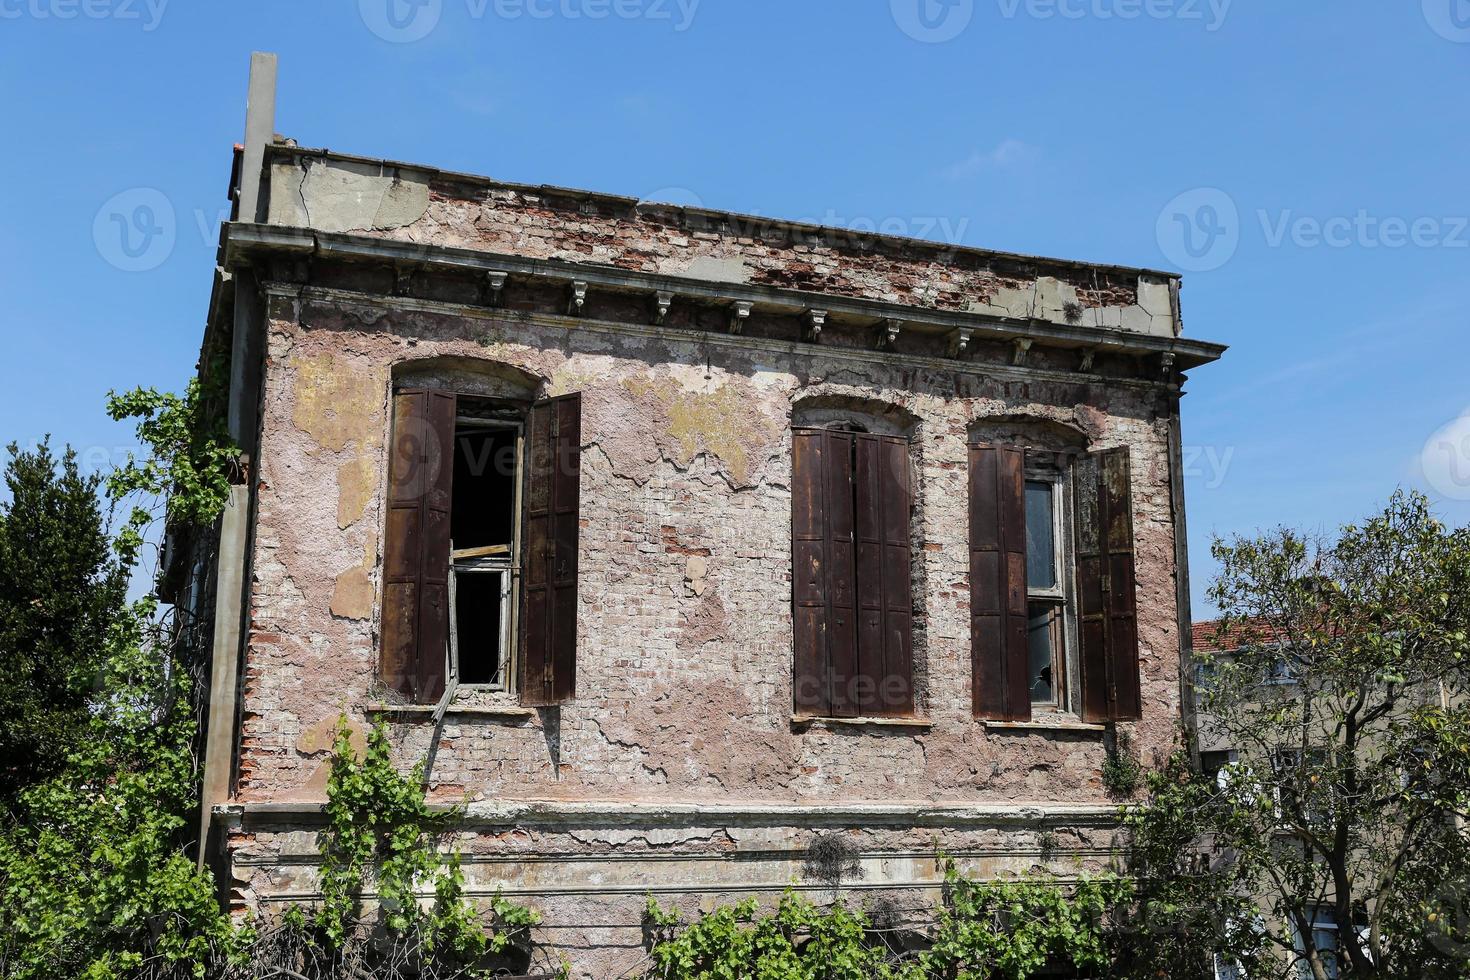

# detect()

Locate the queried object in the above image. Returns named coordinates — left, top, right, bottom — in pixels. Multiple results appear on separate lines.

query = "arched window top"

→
left=392, top=355, right=545, bottom=403
left=791, top=394, right=917, bottom=438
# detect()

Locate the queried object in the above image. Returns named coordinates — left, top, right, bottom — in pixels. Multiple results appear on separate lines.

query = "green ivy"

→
left=641, top=864, right=1134, bottom=980
left=303, top=718, right=542, bottom=973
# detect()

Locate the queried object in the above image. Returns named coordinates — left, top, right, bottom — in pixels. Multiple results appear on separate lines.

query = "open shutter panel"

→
left=791, top=429, right=830, bottom=716
left=1074, top=447, right=1141, bottom=721
left=380, top=389, right=455, bottom=703
left=854, top=434, right=914, bottom=717
left=969, top=443, right=1030, bottom=721
left=821, top=429, right=859, bottom=717
left=520, top=393, right=582, bottom=706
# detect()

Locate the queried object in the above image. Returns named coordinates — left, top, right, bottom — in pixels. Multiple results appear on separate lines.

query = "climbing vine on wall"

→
left=240, top=719, right=548, bottom=980
left=640, top=862, right=1136, bottom=980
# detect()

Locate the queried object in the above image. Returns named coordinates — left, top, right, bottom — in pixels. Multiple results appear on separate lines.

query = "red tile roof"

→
left=1192, top=618, right=1285, bottom=653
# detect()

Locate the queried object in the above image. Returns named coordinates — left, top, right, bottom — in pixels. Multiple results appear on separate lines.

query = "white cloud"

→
left=943, top=139, right=1040, bottom=180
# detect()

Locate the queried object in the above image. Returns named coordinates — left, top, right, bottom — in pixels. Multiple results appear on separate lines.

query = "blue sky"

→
left=1, top=1, right=1467, bottom=615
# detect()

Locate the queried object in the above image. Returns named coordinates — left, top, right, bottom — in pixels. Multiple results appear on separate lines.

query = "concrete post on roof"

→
left=238, top=52, right=278, bottom=224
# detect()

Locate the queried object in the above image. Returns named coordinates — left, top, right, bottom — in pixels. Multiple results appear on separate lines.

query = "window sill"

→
left=792, top=715, right=934, bottom=730
left=984, top=717, right=1107, bottom=734
left=364, top=702, right=536, bottom=722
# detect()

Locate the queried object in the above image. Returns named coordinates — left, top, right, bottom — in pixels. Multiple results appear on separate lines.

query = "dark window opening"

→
left=1027, top=601, right=1063, bottom=705
left=448, top=398, right=521, bottom=691
left=451, top=569, right=509, bottom=686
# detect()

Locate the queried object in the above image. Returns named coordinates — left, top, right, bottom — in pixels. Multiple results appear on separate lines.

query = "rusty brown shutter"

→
left=791, top=429, right=830, bottom=716
left=520, top=393, right=582, bottom=706
left=1074, top=447, right=1141, bottom=721
left=854, top=434, right=914, bottom=716
left=969, top=443, right=1029, bottom=721
left=381, top=388, right=455, bottom=703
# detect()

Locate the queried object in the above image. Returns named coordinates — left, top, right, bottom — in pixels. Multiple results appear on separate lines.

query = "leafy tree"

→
left=0, top=440, right=129, bottom=806
left=1129, top=491, right=1470, bottom=979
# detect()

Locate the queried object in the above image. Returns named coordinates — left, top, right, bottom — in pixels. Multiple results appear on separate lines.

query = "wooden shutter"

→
left=1074, top=447, right=1141, bottom=721
left=854, top=434, right=914, bottom=716
left=791, top=429, right=830, bottom=716
left=520, top=393, right=582, bottom=706
left=380, top=389, right=455, bottom=703
left=969, top=443, right=1029, bottom=721
left=791, top=428, right=859, bottom=717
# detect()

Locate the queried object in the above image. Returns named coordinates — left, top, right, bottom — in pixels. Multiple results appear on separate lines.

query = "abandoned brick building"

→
left=186, top=57, right=1225, bottom=976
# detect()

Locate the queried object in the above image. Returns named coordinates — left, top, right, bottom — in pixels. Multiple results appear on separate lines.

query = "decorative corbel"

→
left=393, top=266, right=416, bottom=297
left=1160, top=352, right=1177, bottom=380
left=568, top=280, right=588, bottom=317
left=653, top=291, right=674, bottom=326
left=1012, top=337, right=1034, bottom=366
left=805, top=309, right=828, bottom=344
left=484, top=271, right=508, bottom=307
left=1078, top=348, right=1097, bottom=373
left=877, top=318, right=902, bottom=351
left=948, top=327, right=974, bottom=359
left=729, top=301, right=753, bottom=335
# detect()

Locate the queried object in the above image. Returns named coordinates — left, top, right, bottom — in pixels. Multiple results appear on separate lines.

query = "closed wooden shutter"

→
left=854, top=434, right=914, bottom=716
left=791, top=429, right=831, bottom=716
left=793, top=427, right=914, bottom=719
left=969, top=443, right=1029, bottom=721
left=520, top=393, right=582, bottom=706
left=1074, top=447, right=1141, bottom=721
left=380, top=389, right=455, bottom=703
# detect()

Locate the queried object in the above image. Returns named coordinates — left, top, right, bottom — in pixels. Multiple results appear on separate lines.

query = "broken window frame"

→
left=447, top=409, right=525, bottom=695
left=1023, top=460, right=1078, bottom=713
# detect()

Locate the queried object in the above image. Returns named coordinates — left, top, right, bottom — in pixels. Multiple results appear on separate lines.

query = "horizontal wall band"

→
left=233, top=845, right=1120, bottom=869
left=268, top=282, right=1181, bottom=397
left=226, top=222, right=1223, bottom=377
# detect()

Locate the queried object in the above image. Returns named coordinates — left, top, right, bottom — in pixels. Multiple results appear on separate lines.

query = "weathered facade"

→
left=191, top=82, right=1223, bottom=975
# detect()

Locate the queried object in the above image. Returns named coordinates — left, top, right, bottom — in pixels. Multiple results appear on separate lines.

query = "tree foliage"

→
left=1, top=382, right=547, bottom=979
left=0, top=440, right=129, bottom=804
left=1128, top=491, right=1470, bottom=980
left=642, top=864, right=1134, bottom=980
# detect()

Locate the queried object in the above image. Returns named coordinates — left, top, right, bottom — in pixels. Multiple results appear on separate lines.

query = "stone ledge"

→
left=218, top=799, right=1124, bottom=830
left=791, top=714, right=934, bottom=730
left=984, top=718, right=1108, bottom=734
left=363, top=702, right=536, bottom=722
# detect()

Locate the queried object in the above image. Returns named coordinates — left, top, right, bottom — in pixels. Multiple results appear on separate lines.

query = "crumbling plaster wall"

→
left=237, top=290, right=1185, bottom=809
left=266, top=155, right=1179, bottom=337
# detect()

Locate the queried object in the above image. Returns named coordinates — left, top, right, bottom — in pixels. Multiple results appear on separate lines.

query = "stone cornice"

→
left=221, top=223, right=1225, bottom=386
left=217, top=799, right=1124, bottom=831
